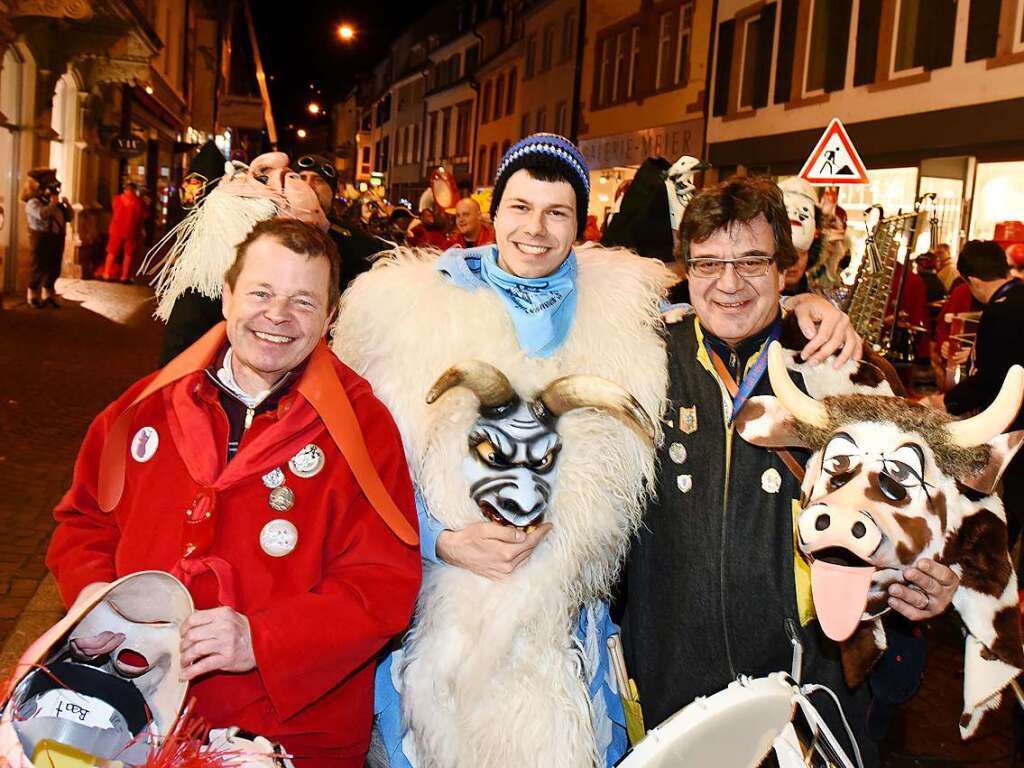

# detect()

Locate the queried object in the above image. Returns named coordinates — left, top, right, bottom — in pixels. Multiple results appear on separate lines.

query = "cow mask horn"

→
left=946, top=366, right=1024, bottom=446
left=767, top=343, right=828, bottom=428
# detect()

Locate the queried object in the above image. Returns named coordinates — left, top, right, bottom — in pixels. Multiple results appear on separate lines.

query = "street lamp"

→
left=338, top=23, right=355, bottom=41
left=297, top=128, right=307, bottom=139
left=308, top=102, right=321, bottom=115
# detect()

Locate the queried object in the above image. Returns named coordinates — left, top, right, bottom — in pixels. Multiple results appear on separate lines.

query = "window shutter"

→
left=824, top=0, right=852, bottom=92
left=773, top=0, right=797, bottom=103
left=922, top=0, right=957, bottom=69
left=966, top=0, right=1002, bottom=62
left=713, top=19, right=735, bottom=116
left=853, top=0, right=882, bottom=86
left=753, top=3, right=776, bottom=108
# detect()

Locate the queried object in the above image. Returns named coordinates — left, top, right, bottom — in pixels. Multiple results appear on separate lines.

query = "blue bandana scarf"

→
left=436, top=244, right=578, bottom=358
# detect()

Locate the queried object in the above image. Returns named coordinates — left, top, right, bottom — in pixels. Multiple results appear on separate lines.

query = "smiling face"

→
left=222, top=235, right=332, bottom=395
left=493, top=169, right=577, bottom=278
left=687, top=214, right=784, bottom=345
left=455, top=198, right=483, bottom=239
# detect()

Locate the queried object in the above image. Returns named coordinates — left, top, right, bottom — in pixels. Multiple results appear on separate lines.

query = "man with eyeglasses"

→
left=620, top=177, right=958, bottom=766
left=291, top=154, right=388, bottom=290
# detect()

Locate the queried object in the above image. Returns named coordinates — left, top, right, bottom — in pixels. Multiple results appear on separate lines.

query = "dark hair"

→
left=678, top=177, right=797, bottom=270
left=957, top=240, right=1009, bottom=282
left=225, top=218, right=341, bottom=311
left=491, top=157, right=587, bottom=238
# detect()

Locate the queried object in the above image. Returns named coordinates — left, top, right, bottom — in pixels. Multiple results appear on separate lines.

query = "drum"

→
left=616, top=674, right=861, bottom=768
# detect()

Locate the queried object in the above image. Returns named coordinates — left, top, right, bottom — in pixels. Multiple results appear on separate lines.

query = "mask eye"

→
left=883, top=444, right=925, bottom=490
left=532, top=447, right=560, bottom=474
left=473, top=440, right=506, bottom=468
left=254, top=174, right=269, bottom=185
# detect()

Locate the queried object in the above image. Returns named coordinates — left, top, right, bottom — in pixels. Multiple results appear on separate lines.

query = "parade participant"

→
left=779, top=176, right=817, bottom=294
left=156, top=152, right=329, bottom=364
left=620, top=177, right=959, bottom=767
left=21, top=168, right=71, bottom=308
left=932, top=240, right=1024, bottom=547
left=444, top=197, right=494, bottom=248
left=47, top=217, right=420, bottom=768
left=291, top=154, right=389, bottom=292
left=336, top=133, right=671, bottom=768
left=935, top=242, right=959, bottom=291
left=101, top=181, right=146, bottom=283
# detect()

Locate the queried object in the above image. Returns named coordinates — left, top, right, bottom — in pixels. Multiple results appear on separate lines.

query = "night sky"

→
left=251, top=0, right=433, bottom=149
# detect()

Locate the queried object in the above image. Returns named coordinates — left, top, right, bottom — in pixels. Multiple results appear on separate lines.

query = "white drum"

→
left=617, top=673, right=861, bottom=768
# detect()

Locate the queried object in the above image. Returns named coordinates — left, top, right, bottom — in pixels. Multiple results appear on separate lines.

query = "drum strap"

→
left=709, top=350, right=806, bottom=483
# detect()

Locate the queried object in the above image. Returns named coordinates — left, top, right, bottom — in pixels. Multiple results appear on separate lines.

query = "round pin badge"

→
left=262, top=467, right=285, bottom=489
left=668, top=442, right=687, bottom=465
left=761, top=467, right=782, bottom=494
left=260, top=519, right=298, bottom=557
left=130, top=427, right=159, bottom=463
left=289, top=444, right=325, bottom=479
left=676, top=474, right=693, bottom=494
left=268, top=486, right=295, bottom=513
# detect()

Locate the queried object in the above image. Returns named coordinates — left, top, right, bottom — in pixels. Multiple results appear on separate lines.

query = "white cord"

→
left=793, top=683, right=865, bottom=768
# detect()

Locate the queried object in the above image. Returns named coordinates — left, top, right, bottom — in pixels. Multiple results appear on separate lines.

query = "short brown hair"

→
left=225, top=218, right=341, bottom=311
left=678, top=177, right=797, bottom=271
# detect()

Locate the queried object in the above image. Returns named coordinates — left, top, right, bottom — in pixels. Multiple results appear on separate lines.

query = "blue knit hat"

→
left=490, top=133, right=590, bottom=238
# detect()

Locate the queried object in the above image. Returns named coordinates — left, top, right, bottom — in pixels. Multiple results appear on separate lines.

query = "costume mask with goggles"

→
left=426, top=361, right=655, bottom=530
left=779, top=176, right=818, bottom=252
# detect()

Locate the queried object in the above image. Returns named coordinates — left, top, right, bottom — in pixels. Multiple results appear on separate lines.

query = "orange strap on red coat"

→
left=97, top=322, right=418, bottom=546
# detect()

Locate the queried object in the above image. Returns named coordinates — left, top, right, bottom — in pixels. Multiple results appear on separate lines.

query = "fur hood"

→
left=333, top=244, right=672, bottom=767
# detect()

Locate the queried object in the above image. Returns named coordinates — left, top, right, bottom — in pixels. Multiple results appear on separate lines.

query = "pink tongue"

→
left=811, top=560, right=876, bottom=641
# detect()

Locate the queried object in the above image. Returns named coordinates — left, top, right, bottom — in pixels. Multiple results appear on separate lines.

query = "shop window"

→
left=494, top=75, right=505, bottom=120
left=804, top=0, right=829, bottom=93
left=970, top=162, right=1024, bottom=241
left=507, top=68, right=518, bottom=113
left=542, top=23, right=555, bottom=71
left=918, top=176, right=964, bottom=256
left=561, top=12, right=577, bottom=63
left=737, top=16, right=762, bottom=110
left=836, top=167, right=919, bottom=262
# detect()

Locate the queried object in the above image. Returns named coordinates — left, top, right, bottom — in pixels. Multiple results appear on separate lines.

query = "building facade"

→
left=578, top=0, right=711, bottom=226
left=705, top=0, right=1024, bottom=252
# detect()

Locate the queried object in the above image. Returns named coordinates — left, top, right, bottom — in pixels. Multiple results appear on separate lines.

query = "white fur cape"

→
left=332, top=245, right=672, bottom=768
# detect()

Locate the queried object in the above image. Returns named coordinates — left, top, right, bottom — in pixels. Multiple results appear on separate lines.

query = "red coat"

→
left=444, top=224, right=495, bottom=250
left=406, top=223, right=448, bottom=249
left=109, top=191, right=146, bottom=240
left=46, top=332, right=420, bottom=768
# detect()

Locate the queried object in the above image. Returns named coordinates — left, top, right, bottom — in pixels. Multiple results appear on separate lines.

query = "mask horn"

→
left=537, top=375, right=655, bottom=445
left=427, top=361, right=516, bottom=409
left=946, top=365, right=1024, bottom=447
left=766, top=341, right=828, bottom=428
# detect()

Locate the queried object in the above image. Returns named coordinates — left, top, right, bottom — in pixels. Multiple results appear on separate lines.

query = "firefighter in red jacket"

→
left=101, top=181, right=147, bottom=282
left=47, top=218, right=420, bottom=767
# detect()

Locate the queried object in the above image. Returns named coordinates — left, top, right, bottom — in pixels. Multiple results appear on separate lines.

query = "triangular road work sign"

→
left=798, top=118, right=869, bottom=185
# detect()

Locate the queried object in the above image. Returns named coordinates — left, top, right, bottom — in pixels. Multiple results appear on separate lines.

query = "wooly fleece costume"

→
left=332, top=245, right=671, bottom=767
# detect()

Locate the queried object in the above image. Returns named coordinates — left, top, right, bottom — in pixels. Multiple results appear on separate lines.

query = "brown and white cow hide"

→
left=737, top=342, right=1024, bottom=739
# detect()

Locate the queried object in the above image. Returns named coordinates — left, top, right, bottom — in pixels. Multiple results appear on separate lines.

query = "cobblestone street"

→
left=0, top=278, right=162, bottom=665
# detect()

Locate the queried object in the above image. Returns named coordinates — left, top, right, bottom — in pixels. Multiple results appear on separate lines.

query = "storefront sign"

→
left=580, top=119, right=704, bottom=169
left=111, top=135, right=146, bottom=158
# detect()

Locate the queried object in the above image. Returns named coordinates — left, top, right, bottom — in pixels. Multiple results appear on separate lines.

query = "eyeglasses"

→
left=687, top=257, right=775, bottom=279
left=296, top=155, right=337, bottom=179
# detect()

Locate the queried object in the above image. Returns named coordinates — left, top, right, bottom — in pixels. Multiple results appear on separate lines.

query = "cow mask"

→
left=426, top=361, right=655, bottom=530
left=737, top=342, right=1024, bottom=738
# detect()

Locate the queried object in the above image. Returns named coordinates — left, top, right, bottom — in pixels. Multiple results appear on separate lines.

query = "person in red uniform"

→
left=444, top=198, right=494, bottom=249
left=101, top=181, right=146, bottom=282
left=46, top=218, right=420, bottom=767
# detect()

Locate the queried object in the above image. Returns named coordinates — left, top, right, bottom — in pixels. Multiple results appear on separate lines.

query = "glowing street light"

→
left=296, top=128, right=307, bottom=139
left=308, top=102, right=321, bottom=115
left=338, top=23, right=355, bottom=41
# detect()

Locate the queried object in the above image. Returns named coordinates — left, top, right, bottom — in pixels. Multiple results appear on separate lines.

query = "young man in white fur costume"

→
left=332, top=135, right=856, bottom=768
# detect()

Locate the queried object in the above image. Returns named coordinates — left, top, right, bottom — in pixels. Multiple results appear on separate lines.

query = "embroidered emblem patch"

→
left=130, top=427, right=159, bottom=463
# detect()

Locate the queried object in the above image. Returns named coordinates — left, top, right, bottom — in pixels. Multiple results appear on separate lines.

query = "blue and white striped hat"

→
left=490, top=133, right=590, bottom=238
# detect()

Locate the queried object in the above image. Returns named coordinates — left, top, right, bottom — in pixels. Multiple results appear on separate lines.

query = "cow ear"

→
left=735, top=396, right=811, bottom=448
left=959, top=430, right=1024, bottom=495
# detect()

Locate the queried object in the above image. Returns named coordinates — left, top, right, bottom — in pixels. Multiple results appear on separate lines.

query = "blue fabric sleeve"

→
left=416, top=488, right=448, bottom=565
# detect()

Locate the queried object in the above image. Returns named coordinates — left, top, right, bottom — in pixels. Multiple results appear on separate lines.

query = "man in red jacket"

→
left=101, top=181, right=146, bottom=282
left=47, top=218, right=420, bottom=767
